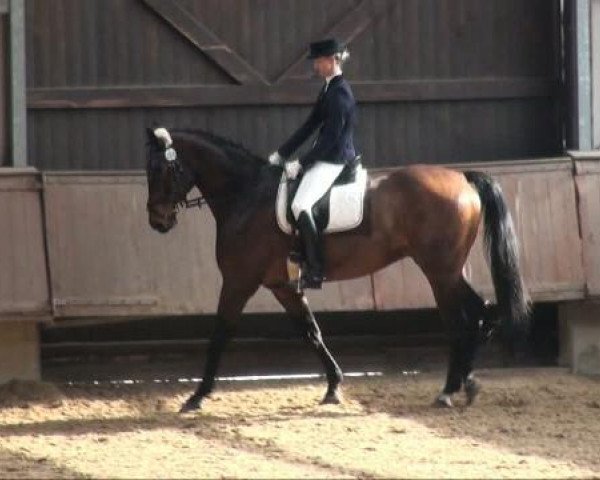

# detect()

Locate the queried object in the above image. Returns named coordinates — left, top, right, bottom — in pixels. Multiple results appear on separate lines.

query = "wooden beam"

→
left=141, top=0, right=268, bottom=86
left=275, top=0, right=392, bottom=83
left=28, top=78, right=559, bottom=110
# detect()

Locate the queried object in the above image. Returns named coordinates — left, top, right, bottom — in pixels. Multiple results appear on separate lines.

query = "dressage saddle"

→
left=286, top=155, right=362, bottom=232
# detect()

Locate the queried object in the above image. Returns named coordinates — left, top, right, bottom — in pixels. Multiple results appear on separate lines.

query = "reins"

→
left=177, top=166, right=289, bottom=212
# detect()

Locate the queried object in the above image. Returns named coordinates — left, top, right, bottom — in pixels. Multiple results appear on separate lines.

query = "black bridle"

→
left=146, top=141, right=205, bottom=212
left=167, top=154, right=207, bottom=211
left=158, top=146, right=237, bottom=212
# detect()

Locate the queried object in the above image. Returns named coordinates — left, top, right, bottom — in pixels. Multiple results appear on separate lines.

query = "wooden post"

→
left=592, top=0, right=600, bottom=148
left=564, top=0, right=593, bottom=150
left=9, top=0, right=26, bottom=167
left=0, top=321, right=40, bottom=383
left=558, top=302, right=600, bottom=375
left=0, top=1, right=7, bottom=165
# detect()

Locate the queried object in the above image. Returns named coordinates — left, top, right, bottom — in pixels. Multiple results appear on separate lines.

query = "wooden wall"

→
left=1, top=156, right=597, bottom=327
left=573, top=153, right=600, bottom=295
left=25, top=0, right=562, bottom=170
left=0, top=169, right=50, bottom=322
left=37, top=159, right=583, bottom=321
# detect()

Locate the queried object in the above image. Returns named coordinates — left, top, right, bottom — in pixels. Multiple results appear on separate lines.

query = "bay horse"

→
left=145, top=127, right=529, bottom=412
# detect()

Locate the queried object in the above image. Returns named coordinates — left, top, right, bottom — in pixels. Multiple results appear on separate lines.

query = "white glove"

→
left=285, top=159, right=302, bottom=180
left=268, top=151, right=283, bottom=166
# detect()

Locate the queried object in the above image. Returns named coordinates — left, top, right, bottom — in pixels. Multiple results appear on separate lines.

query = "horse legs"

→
left=460, top=281, right=493, bottom=404
left=270, top=286, right=343, bottom=404
left=430, top=276, right=486, bottom=408
left=180, top=281, right=257, bottom=413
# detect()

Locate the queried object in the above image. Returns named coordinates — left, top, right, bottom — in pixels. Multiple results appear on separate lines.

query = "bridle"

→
left=151, top=144, right=232, bottom=212
left=180, top=195, right=208, bottom=210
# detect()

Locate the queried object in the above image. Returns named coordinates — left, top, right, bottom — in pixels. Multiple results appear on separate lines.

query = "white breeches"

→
left=291, top=161, right=345, bottom=220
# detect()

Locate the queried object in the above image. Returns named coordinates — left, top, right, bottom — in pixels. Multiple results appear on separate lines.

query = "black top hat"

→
left=307, top=38, right=346, bottom=59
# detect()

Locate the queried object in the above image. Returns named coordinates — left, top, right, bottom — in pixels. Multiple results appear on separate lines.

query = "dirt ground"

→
left=0, top=368, right=599, bottom=479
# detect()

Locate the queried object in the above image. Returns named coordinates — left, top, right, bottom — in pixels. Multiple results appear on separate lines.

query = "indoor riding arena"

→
left=1, top=1, right=600, bottom=478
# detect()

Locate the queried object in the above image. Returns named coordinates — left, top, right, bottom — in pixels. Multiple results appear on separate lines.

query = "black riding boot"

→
left=297, top=211, right=324, bottom=289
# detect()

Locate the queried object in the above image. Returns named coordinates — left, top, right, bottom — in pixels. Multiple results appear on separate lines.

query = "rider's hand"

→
left=268, top=151, right=283, bottom=166
left=285, top=159, right=302, bottom=179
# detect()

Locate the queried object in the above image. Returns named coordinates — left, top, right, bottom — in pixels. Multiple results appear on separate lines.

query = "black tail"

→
left=464, top=171, right=530, bottom=346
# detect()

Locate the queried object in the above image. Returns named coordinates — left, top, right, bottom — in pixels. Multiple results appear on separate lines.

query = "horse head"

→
left=145, top=127, right=195, bottom=233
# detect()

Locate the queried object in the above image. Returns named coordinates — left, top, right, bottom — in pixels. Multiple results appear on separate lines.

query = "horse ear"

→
left=146, top=127, right=157, bottom=144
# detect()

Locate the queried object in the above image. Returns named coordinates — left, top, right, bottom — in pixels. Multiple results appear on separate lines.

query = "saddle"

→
left=276, top=156, right=368, bottom=235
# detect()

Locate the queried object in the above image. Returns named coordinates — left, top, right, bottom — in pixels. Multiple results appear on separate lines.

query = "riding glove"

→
left=285, top=159, right=302, bottom=180
left=268, top=151, right=284, bottom=166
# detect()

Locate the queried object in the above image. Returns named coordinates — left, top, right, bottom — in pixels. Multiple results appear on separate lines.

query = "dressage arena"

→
left=1, top=2, right=600, bottom=479
left=1, top=367, right=599, bottom=479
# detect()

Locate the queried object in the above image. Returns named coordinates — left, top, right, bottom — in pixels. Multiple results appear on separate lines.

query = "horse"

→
left=145, top=127, right=529, bottom=412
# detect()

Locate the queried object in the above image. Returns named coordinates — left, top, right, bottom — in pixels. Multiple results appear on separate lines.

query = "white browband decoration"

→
left=153, top=127, right=172, bottom=147
left=153, top=127, right=177, bottom=162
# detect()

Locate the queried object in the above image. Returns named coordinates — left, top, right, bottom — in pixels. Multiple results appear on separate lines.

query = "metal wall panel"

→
left=26, top=0, right=562, bottom=170
left=373, top=158, right=585, bottom=310
left=43, top=173, right=373, bottom=318
left=0, top=169, right=50, bottom=320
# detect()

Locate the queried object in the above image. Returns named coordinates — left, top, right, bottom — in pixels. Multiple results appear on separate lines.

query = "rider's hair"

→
left=334, top=49, right=350, bottom=66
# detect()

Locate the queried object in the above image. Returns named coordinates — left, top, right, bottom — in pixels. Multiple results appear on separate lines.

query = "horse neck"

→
left=176, top=133, right=258, bottom=217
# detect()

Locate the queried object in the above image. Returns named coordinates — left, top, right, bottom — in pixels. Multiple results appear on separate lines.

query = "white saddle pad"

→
left=276, top=166, right=368, bottom=235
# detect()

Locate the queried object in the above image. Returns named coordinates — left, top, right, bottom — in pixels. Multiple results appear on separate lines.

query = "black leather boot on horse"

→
left=295, top=211, right=325, bottom=289
left=145, top=127, right=530, bottom=413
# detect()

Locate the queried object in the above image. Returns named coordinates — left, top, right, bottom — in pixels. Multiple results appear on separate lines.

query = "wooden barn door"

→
left=27, top=0, right=563, bottom=170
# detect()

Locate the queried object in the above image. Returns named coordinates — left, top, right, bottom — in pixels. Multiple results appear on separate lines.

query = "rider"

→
left=269, top=38, right=358, bottom=290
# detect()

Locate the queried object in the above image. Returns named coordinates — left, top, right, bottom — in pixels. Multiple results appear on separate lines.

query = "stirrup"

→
left=287, top=272, right=323, bottom=291
left=299, top=272, right=323, bottom=290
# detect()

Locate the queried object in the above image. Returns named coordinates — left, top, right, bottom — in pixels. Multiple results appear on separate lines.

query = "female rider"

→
left=269, top=38, right=358, bottom=289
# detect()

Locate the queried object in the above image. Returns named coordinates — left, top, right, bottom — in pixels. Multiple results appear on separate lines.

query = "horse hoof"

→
left=433, top=394, right=454, bottom=408
left=179, top=398, right=201, bottom=413
left=465, top=378, right=481, bottom=406
left=321, top=391, right=342, bottom=405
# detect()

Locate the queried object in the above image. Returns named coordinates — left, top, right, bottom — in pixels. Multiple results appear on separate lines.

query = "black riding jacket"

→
left=277, top=75, right=357, bottom=170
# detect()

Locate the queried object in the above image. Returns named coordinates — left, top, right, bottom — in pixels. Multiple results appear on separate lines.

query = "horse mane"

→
left=166, top=128, right=279, bottom=206
left=173, top=129, right=267, bottom=175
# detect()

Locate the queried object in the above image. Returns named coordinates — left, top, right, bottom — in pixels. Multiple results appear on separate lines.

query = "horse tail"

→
left=464, top=170, right=530, bottom=346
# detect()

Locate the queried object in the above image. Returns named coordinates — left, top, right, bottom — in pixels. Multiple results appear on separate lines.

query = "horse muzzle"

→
left=148, top=209, right=177, bottom=233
